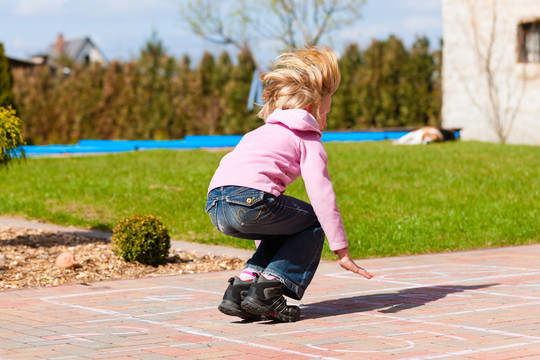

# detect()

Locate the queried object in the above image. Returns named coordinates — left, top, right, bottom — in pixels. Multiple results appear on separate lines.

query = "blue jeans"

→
left=205, top=186, right=325, bottom=300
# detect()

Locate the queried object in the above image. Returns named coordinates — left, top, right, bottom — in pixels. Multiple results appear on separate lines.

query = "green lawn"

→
left=1, top=141, right=538, bottom=259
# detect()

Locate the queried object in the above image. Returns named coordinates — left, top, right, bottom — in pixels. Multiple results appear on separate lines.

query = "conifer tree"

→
left=331, top=43, right=363, bottom=129
left=137, top=32, right=172, bottom=139
left=360, top=36, right=409, bottom=127
left=405, top=37, right=438, bottom=126
left=215, top=51, right=233, bottom=87
left=96, top=61, right=126, bottom=139
left=196, top=51, right=219, bottom=134
left=225, top=47, right=258, bottom=134
left=173, top=54, right=195, bottom=138
left=0, top=43, right=16, bottom=110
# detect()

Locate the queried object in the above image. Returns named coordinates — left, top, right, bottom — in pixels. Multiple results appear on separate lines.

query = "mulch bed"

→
left=0, top=225, right=246, bottom=290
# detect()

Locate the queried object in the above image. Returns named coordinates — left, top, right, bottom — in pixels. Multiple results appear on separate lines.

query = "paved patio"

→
left=1, top=235, right=539, bottom=359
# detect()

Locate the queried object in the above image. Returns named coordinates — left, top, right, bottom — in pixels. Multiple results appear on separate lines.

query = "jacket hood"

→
left=265, top=109, right=322, bottom=137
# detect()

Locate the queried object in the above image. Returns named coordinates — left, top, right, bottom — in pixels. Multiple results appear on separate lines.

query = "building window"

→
left=518, top=21, right=540, bottom=63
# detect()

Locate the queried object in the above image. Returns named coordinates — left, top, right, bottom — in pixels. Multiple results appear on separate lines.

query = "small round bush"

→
left=0, top=106, right=25, bottom=168
left=112, top=214, right=171, bottom=266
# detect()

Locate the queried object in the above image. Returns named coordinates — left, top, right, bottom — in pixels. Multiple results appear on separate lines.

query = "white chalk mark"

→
left=135, top=294, right=194, bottom=302
left=40, top=297, right=340, bottom=360
left=396, top=340, right=540, bottom=359
left=387, top=330, right=465, bottom=341
left=413, top=300, right=540, bottom=319
left=39, top=286, right=171, bottom=300
left=306, top=335, right=415, bottom=353
left=360, top=312, right=540, bottom=341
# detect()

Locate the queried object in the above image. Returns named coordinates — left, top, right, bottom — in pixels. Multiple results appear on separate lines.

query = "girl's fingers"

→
left=357, top=267, right=373, bottom=279
left=341, top=259, right=373, bottom=279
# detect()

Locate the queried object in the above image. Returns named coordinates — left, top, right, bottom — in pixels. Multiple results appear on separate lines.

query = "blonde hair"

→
left=257, top=45, right=341, bottom=124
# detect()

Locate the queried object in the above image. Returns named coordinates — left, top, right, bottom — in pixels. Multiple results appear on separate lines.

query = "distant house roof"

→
left=44, top=35, right=108, bottom=65
left=7, top=56, right=40, bottom=69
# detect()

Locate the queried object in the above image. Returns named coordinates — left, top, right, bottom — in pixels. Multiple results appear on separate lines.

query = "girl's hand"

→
left=336, top=248, right=373, bottom=279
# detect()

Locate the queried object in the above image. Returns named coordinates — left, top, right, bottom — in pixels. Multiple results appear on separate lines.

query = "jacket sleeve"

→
left=299, top=138, right=349, bottom=252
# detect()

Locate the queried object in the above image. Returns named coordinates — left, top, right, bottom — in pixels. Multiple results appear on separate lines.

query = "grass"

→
left=0, top=141, right=538, bottom=259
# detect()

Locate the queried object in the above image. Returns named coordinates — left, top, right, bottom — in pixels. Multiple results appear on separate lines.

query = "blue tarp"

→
left=21, top=135, right=245, bottom=157
left=321, top=131, right=410, bottom=142
left=20, top=131, right=457, bottom=157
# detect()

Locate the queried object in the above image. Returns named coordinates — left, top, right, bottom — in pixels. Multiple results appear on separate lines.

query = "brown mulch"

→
left=0, top=225, right=246, bottom=291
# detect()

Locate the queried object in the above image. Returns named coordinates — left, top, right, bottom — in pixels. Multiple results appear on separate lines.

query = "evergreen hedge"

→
left=0, top=43, right=16, bottom=110
left=10, top=36, right=441, bottom=145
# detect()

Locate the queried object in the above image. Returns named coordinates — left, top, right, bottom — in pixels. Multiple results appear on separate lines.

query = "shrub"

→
left=112, top=214, right=171, bottom=266
left=0, top=106, right=25, bottom=168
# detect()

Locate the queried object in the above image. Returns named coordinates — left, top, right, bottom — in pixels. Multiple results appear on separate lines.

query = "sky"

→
left=0, top=0, right=442, bottom=66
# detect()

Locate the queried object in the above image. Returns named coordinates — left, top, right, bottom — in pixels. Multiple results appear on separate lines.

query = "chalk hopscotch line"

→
left=412, top=300, right=540, bottom=319
left=39, top=286, right=340, bottom=360
left=396, top=339, right=540, bottom=360
left=41, top=286, right=540, bottom=359
left=360, top=311, right=540, bottom=341
left=324, top=263, right=540, bottom=281
left=306, top=335, right=415, bottom=353
left=323, top=262, right=540, bottom=302
left=36, top=264, right=540, bottom=359
left=39, top=285, right=172, bottom=300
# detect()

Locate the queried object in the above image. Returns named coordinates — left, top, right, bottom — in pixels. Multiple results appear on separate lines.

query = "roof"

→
left=7, top=56, right=38, bottom=68
left=45, top=37, right=107, bottom=64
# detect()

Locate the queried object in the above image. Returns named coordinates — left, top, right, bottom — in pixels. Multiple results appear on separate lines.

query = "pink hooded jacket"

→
left=208, top=108, right=349, bottom=252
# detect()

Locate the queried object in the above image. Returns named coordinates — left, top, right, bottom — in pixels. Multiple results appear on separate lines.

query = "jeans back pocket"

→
left=225, top=191, right=265, bottom=207
left=225, top=190, right=273, bottom=225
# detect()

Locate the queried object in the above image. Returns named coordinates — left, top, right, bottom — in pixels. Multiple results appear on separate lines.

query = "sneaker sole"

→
left=241, top=297, right=300, bottom=322
left=218, top=300, right=263, bottom=321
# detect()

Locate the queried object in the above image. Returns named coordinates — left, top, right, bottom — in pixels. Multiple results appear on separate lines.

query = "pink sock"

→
left=261, top=273, right=277, bottom=281
left=238, top=270, right=256, bottom=281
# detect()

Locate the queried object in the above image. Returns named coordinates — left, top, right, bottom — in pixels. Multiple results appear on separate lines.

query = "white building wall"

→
left=89, top=47, right=107, bottom=64
left=442, top=0, right=540, bottom=144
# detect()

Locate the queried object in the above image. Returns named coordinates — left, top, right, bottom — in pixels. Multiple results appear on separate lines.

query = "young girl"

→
left=205, top=45, right=372, bottom=322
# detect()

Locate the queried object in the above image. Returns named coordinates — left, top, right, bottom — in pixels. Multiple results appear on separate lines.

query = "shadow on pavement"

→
left=301, top=284, right=497, bottom=319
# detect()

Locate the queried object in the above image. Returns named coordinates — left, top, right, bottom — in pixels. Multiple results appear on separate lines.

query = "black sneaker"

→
left=241, top=275, right=301, bottom=322
left=218, top=277, right=263, bottom=321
